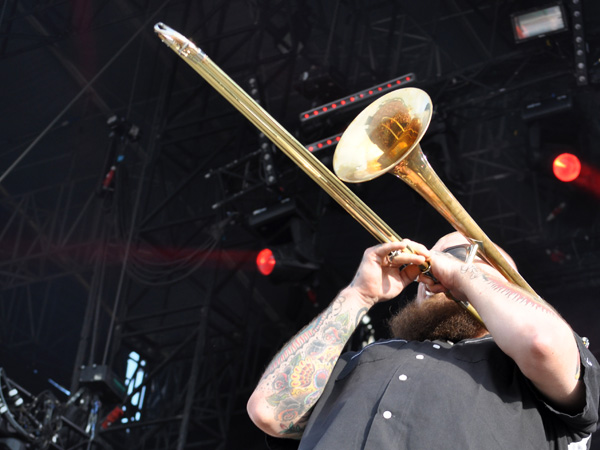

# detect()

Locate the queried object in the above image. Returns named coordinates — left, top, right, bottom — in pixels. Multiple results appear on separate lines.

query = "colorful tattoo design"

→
left=260, top=294, right=368, bottom=436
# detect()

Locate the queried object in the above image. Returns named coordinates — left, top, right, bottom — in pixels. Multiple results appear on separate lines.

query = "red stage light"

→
left=553, top=153, right=581, bottom=182
left=256, top=248, right=276, bottom=275
left=304, top=132, right=343, bottom=153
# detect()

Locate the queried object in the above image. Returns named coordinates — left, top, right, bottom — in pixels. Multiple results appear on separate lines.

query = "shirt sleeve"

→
left=538, top=333, right=600, bottom=434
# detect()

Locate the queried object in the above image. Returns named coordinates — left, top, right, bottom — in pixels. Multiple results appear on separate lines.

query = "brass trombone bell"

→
left=334, top=88, right=433, bottom=183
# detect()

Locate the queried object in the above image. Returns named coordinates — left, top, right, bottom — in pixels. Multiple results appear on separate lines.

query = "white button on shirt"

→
left=382, top=411, right=392, bottom=419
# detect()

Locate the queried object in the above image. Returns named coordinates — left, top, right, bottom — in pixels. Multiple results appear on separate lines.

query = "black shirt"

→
left=298, top=335, right=599, bottom=450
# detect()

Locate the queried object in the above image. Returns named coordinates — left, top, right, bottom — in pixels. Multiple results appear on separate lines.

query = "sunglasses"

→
left=441, top=243, right=483, bottom=264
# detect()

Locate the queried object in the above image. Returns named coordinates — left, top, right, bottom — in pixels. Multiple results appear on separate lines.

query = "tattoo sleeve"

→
left=259, top=294, right=368, bottom=438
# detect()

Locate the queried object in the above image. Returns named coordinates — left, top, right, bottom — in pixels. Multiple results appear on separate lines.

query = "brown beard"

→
left=387, top=295, right=487, bottom=342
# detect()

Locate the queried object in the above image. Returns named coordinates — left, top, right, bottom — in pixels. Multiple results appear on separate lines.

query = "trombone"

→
left=154, top=23, right=545, bottom=322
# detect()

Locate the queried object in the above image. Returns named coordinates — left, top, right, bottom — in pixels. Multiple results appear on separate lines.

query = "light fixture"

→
left=299, top=73, right=416, bottom=123
left=305, top=133, right=343, bottom=153
left=256, top=245, right=320, bottom=282
left=566, top=0, right=588, bottom=86
left=256, top=248, right=276, bottom=276
left=553, top=153, right=581, bottom=182
left=511, top=4, right=568, bottom=43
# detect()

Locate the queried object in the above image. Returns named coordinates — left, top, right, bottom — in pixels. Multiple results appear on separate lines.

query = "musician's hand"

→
left=426, top=250, right=506, bottom=303
left=349, top=240, right=432, bottom=308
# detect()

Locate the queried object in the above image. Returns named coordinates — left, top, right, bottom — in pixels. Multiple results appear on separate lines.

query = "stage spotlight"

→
left=511, top=3, right=568, bottom=43
left=547, top=152, right=600, bottom=199
left=553, top=153, right=581, bottom=182
left=256, top=245, right=319, bottom=282
left=256, top=248, right=276, bottom=276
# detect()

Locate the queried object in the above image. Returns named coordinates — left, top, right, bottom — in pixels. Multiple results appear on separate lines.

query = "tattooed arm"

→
left=247, top=289, right=371, bottom=439
left=247, top=240, right=430, bottom=439
left=428, top=250, right=585, bottom=413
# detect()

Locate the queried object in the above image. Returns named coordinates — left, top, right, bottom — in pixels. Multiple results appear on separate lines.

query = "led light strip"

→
left=305, top=133, right=343, bottom=153
left=299, top=73, right=416, bottom=122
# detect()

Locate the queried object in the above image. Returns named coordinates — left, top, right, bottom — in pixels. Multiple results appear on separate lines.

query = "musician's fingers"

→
left=387, top=240, right=429, bottom=265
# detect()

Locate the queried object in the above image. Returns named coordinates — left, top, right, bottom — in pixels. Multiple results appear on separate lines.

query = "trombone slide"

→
left=154, top=23, right=402, bottom=245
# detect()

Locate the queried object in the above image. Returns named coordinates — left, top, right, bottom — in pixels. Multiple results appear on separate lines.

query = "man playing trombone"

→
left=247, top=232, right=599, bottom=449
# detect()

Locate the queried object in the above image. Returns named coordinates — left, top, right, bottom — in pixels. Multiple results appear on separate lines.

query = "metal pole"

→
left=176, top=253, right=220, bottom=450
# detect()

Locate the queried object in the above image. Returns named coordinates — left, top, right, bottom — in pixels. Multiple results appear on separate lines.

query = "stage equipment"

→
left=305, top=132, right=342, bottom=153
left=251, top=199, right=320, bottom=282
left=553, top=153, right=581, bottom=182
left=521, top=93, right=572, bottom=122
left=79, top=365, right=127, bottom=404
left=299, top=73, right=416, bottom=123
left=256, top=248, right=276, bottom=275
left=248, top=76, right=279, bottom=187
left=256, top=246, right=319, bottom=282
left=248, top=198, right=299, bottom=232
left=153, top=24, right=550, bottom=322
left=0, top=368, right=109, bottom=449
left=548, top=153, right=600, bottom=199
left=511, top=3, right=568, bottom=43
left=565, top=0, right=588, bottom=85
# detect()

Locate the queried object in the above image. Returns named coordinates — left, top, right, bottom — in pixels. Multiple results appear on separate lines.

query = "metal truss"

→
left=0, top=1, right=299, bottom=448
left=71, top=8, right=299, bottom=448
left=1, top=1, right=599, bottom=449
